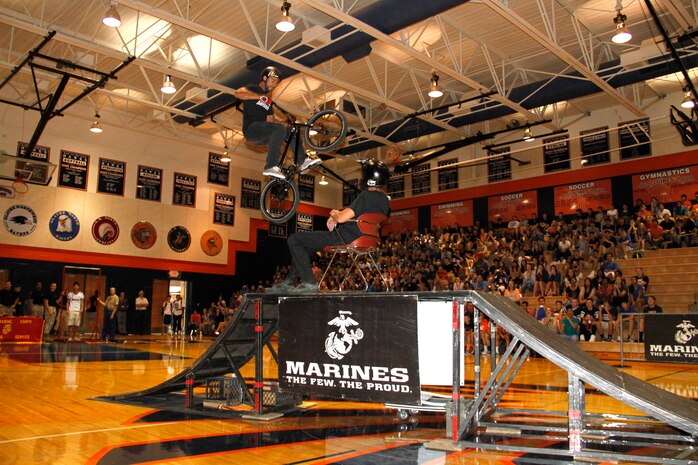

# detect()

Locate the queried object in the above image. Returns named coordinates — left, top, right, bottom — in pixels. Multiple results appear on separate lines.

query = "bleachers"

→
left=616, top=247, right=698, bottom=313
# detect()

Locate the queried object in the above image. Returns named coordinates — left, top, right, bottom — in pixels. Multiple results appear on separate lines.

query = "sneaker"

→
left=298, top=157, right=322, bottom=173
left=291, top=282, right=318, bottom=293
left=263, top=166, right=285, bottom=179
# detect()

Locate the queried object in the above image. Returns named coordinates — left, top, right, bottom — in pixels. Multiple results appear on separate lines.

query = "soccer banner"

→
left=631, top=165, right=698, bottom=205
left=381, top=208, right=418, bottom=236
left=554, top=179, right=612, bottom=213
left=278, top=295, right=420, bottom=403
left=430, top=200, right=473, bottom=228
left=645, top=314, right=698, bottom=364
left=488, top=190, right=538, bottom=222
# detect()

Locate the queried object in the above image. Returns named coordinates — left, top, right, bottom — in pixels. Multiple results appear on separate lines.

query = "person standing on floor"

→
left=98, top=287, right=119, bottom=343
left=43, top=282, right=62, bottom=337
left=117, top=291, right=129, bottom=335
left=66, top=282, right=85, bottom=342
left=172, top=294, right=184, bottom=335
left=134, top=290, right=149, bottom=335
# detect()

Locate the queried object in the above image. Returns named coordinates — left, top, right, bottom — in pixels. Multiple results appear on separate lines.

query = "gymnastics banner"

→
left=554, top=179, right=613, bottom=213
left=381, top=208, right=418, bottom=236
left=631, top=165, right=698, bottom=204
left=430, top=200, right=473, bottom=228
left=488, top=190, right=538, bottom=222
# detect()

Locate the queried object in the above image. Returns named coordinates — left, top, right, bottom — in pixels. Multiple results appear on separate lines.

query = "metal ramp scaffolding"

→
left=98, top=295, right=298, bottom=419
left=431, top=291, right=698, bottom=464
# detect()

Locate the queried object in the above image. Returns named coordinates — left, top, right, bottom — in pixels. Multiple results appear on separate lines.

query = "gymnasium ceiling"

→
left=0, top=0, right=697, bottom=170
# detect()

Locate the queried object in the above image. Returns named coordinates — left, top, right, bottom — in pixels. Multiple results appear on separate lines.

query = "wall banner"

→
left=97, top=158, right=125, bottom=196
left=207, top=152, right=230, bottom=186
left=58, top=150, right=89, bottom=190
left=213, top=193, right=235, bottom=226
left=279, top=295, right=420, bottom=404
left=17, top=141, right=50, bottom=162
left=430, top=200, right=473, bottom=228
left=241, top=178, right=261, bottom=209
left=631, top=165, right=698, bottom=204
left=298, top=174, right=315, bottom=202
left=543, top=134, right=570, bottom=173
left=411, top=164, right=431, bottom=195
left=173, top=172, right=197, bottom=207
left=387, top=175, right=405, bottom=199
left=343, top=179, right=359, bottom=207
left=296, top=212, right=313, bottom=233
left=619, top=118, right=651, bottom=160
left=487, top=147, right=511, bottom=182
left=381, top=208, right=418, bottom=236
left=136, top=165, right=162, bottom=201
left=488, top=190, right=538, bottom=222
left=580, top=127, right=610, bottom=166
left=437, top=158, right=458, bottom=191
left=553, top=179, right=613, bottom=213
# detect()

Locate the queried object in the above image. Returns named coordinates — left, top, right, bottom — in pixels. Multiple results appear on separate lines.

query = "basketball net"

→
left=386, top=144, right=404, bottom=163
left=12, top=176, right=29, bottom=194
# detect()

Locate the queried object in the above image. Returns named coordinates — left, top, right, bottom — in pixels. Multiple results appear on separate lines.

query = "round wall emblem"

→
left=131, top=221, right=157, bottom=249
left=0, top=186, right=15, bottom=198
left=200, top=230, right=223, bottom=256
left=3, top=204, right=37, bottom=236
left=167, top=226, right=191, bottom=252
left=92, top=216, right=119, bottom=245
left=49, top=211, right=80, bottom=241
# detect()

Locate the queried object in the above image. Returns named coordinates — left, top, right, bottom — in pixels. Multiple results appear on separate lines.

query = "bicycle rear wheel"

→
left=303, top=109, right=348, bottom=153
left=260, top=178, right=300, bottom=224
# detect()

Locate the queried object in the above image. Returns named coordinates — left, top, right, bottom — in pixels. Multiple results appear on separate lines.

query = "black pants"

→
left=245, top=121, right=305, bottom=169
left=173, top=314, right=183, bottom=334
left=135, top=310, right=149, bottom=335
left=287, top=230, right=347, bottom=284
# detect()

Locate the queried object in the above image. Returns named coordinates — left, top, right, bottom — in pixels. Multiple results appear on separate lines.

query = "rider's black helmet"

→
left=261, top=66, right=281, bottom=81
left=361, top=159, right=390, bottom=187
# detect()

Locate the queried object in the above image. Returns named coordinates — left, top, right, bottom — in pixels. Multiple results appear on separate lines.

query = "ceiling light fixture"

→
left=90, top=112, right=103, bottom=133
left=681, top=87, right=695, bottom=109
left=427, top=71, right=443, bottom=98
left=276, top=2, right=295, bottom=32
left=220, top=146, right=231, bottom=163
left=161, top=74, right=176, bottom=94
left=522, top=126, right=534, bottom=142
left=319, top=175, right=329, bottom=185
left=611, top=3, right=631, bottom=44
left=102, top=4, right=122, bottom=28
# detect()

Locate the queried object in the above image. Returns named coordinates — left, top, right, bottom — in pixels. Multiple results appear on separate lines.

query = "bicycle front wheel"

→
left=260, top=178, right=300, bottom=224
left=303, top=109, right=348, bottom=153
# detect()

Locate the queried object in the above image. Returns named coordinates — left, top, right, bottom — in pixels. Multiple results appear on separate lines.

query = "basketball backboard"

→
left=0, top=151, right=56, bottom=185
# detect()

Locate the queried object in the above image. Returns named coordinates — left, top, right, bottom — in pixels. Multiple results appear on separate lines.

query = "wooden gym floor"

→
left=0, top=337, right=696, bottom=465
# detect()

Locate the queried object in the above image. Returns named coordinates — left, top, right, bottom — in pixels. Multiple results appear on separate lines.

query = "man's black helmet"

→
left=361, top=159, right=390, bottom=187
left=261, top=66, right=281, bottom=81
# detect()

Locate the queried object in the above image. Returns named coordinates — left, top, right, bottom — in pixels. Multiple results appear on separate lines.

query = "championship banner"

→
left=268, top=214, right=288, bottom=238
left=58, top=150, right=89, bottom=190
left=430, top=200, right=473, bottom=228
left=241, top=178, right=261, bottom=209
left=298, top=174, right=315, bottom=202
left=488, top=190, right=538, bottom=222
left=213, top=193, right=235, bottom=226
left=381, top=208, right=418, bottom=236
left=580, top=127, right=610, bottom=166
left=387, top=175, right=405, bottom=199
left=554, top=179, right=612, bottom=213
left=278, top=295, right=420, bottom=404
left=97, top=158, right=125, bottom=196
left=296, top=212, right=313, bottom=232
left=411, top=164, right=431, bottom=195
left=619, top=118, right=651, bottom=160
left=17, top=141, right=50, bottom=162
left=631, top=165, right=698, bottom=204
left=437, top=158, right=458, bottom=191
left=543, top=134, right=570, bottom=173
left=136, top=165, right=162, bottom=201
left=343, top=179, right=359, bottom=207
left=487, top=147, right=511, bottom=182
left=0, top=317, right=44, bottom=342
left=645, top=314, right=698, bottom=364
left=173, top=172, right=197, bottom=207
left=207, top=152, right=230, bottom=186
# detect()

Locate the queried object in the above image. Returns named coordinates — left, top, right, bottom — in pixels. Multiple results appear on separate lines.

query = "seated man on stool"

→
left=234, top=66, right=321, bottom=179
left=272, top=159, right=391, bottom=293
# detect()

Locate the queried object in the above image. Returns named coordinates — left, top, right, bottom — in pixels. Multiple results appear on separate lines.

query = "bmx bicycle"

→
left=260, top=108, right=348, bottom=224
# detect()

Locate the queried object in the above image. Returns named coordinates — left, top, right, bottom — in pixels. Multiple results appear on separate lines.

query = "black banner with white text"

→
left=645, top=314, right=698, bottom=364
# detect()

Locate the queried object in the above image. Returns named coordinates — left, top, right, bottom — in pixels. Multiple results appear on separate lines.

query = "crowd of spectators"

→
left=268, top=193, right=698, bottom=344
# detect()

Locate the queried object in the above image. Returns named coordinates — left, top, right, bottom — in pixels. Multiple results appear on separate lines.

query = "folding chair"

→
left=320, top=213, right=388, bottom=291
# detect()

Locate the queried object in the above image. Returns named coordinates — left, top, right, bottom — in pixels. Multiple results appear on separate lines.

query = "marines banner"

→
left=278, top=295, right=420, bottom=403
left=645, top=314, right=698, bottom=364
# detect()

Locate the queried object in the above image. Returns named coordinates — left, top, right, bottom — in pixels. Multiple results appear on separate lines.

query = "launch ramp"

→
left=439, top=291, right=698, bottom=464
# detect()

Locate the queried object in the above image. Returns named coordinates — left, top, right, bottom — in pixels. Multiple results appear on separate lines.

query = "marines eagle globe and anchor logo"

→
left=325, top=310, right=364, bottom=360
left=3, top=204, right=37, bottom=236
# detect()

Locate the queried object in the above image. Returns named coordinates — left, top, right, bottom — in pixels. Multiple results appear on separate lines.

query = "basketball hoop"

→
left=386, top=144, right=403, bottom=163
left=12, top=175, right=29, bottom=194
